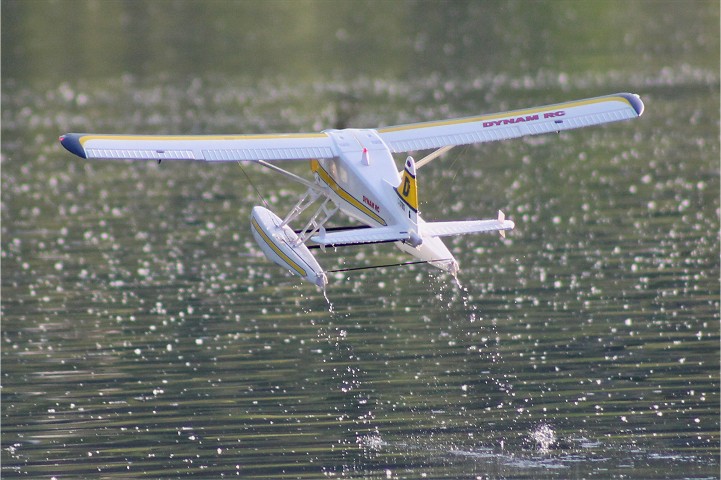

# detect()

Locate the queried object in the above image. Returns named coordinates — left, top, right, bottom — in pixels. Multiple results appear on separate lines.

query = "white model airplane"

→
left=60, top=92, right=644, bottom=287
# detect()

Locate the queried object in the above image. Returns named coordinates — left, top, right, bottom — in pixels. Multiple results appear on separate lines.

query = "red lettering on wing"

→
left=483, top=113, right=540, bottom=128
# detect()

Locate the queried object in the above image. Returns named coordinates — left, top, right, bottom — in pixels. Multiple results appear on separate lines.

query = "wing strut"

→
left=415, top=145, right=454, bottom=170
left=257, top=160, right=323, bottom=192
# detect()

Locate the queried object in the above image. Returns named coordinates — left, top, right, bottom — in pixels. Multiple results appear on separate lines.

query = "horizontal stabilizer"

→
left=423, top=211, right=514, bottom=238
left=311, top=226, right=410, bottom=247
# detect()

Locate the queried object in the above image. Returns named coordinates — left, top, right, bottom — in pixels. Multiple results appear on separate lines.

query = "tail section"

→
left=397, top=156, right=419, bottom=224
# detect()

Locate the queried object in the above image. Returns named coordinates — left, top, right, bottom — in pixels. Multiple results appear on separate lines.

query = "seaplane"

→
left=60, top=92, right=644, bottom=287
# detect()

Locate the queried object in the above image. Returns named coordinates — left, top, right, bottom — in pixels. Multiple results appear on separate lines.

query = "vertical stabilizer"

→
left=397, top=156, right=419, bottom=224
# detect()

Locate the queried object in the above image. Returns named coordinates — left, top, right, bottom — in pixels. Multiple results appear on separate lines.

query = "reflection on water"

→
left=3, top=70, right=718, bottom=479
left=2, top=1, right=719, bottom=478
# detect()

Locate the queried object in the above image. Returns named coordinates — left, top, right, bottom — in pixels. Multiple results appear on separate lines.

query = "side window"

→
left=336, top=161, right=348, bottom=184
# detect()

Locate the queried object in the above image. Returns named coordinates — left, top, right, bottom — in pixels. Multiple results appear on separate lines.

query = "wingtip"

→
left=619, top=93, right=645, bottom=117
left=59, top=133, right=87, bottom=159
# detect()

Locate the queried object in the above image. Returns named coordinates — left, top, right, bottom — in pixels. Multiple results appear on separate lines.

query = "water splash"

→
left=530, top=424, right=557, bottom=452
left=451, top=269, right=463, bottom=289
left=356, top=430, right=384, bottom=453
left=322, top=285, right=334, bottom=312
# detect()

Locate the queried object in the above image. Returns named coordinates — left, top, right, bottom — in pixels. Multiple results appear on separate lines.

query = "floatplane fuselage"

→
left=249, top=127, right=485, bottom=287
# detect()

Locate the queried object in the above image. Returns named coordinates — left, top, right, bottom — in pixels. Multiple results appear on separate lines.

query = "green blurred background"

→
left=3, top=0, right=718, bottom=83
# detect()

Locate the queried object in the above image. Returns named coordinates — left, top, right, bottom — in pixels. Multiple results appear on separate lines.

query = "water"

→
left=2, top=1, right=719, bottom=478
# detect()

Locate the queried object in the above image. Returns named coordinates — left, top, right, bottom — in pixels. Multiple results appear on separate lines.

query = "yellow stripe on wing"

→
left=377, top=95, right=635, bottom=134
left=78, top=132, right=328, bottom=146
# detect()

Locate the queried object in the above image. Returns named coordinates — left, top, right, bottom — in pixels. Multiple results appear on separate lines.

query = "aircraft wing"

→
left=59, top=132, right=337, bottom=162
left=376, top=93, right=644, bottom=152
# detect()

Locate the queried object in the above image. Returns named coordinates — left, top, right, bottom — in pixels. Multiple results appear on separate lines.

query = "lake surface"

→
left=2, top=1, right=719, bottom=478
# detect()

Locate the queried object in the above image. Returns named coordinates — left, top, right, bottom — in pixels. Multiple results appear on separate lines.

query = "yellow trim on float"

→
left=311, top=160, right=387, bottom=226
left=251, top=218, right=307, bottom=277
left=377, top=96, right=634, bottom=134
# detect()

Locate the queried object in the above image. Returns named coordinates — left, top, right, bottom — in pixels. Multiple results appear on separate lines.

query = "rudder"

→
left=396, top=156, right=419, bottom=223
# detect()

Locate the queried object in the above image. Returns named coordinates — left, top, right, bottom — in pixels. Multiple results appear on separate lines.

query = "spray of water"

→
left=530, top=424, right=556, bottom=452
